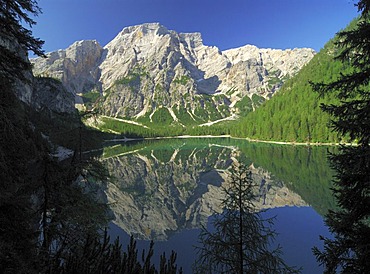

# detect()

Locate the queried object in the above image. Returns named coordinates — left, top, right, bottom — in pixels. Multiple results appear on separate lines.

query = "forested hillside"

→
left=87, top=19, right=359, bottom=143
left=227, top=20, right=358, bottom=143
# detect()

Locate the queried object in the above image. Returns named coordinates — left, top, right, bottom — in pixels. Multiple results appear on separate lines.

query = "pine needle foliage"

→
left=312, top=1, right=370, bottom=273
left=194, top=164, right=299, bottom=274
left=0, top=0, right=44, bottom=80
left=49, top=230, right=182, bottom=274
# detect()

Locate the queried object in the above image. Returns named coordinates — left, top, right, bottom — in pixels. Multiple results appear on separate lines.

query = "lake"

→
left=100, top=138, right=336, bottom=273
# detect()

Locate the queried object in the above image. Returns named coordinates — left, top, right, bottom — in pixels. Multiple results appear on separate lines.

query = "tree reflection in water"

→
left=194, top=164, right=299, bottom=274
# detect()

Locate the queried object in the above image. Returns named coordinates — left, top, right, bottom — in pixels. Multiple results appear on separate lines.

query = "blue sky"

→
left=32, top=0, right=359, bottom=54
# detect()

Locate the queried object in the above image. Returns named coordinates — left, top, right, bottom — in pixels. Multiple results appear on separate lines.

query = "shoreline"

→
left=104, top=134, right=356, bottom=147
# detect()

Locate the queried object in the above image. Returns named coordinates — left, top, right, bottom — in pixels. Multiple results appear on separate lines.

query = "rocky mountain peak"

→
left=31, top=23, right=316, bottom=124
left=65, top=40, right=103, bottom=63
left=118, top=22, right=171, bottom=37
left=179, top=32, right=203, bottom=48
left=224, top=45, right=315, bottom=75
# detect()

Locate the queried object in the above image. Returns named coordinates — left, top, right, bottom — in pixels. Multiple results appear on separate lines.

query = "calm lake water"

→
left=101, top=138, right=336, bottom=273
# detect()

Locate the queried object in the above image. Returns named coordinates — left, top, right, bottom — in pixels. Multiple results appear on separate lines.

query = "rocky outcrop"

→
left=32, top=77, right=75, bottom=114
left=31, top=23, right=315, bottom=123
left=0, top=31, right=76, bottom=114
left=0, top=34, right=34, bottom=104
left=222, top=45, right=314, bottom=98
left=32, top=40, right=104, bottom=102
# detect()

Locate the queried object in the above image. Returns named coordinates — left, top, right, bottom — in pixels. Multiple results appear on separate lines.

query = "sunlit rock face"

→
left=102, top=143, right=307, bottom=241
left=31, top=23, right=315, bottom=121
left=31, top=40, right=104, bottom=103
left=221, top=45, right=315, bottom=99
left=0, top=34, right=76, bottom=114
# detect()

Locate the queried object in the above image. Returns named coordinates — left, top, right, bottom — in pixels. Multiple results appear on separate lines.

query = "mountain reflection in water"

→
left=101, top=138, right=335, bottom=273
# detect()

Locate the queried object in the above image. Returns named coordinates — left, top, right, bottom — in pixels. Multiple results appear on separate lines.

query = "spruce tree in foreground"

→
left=312, top=1, right=370, bottom=273
left=0, top=1, right=45, bottom=272
left=194, top=164, right=298, bottom=274
left=0, top=0, right=44, bottom=79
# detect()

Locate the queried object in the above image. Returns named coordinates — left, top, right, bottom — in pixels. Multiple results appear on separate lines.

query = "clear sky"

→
left=31, top=0, right=359, bottom=54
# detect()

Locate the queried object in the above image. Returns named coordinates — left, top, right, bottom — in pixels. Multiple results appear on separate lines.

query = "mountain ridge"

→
left=31, top=23, right=315, bottom=129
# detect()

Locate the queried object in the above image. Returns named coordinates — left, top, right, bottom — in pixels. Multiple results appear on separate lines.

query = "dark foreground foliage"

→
left=52, top=231, right=182, bottom=274
left=0, top=1, right=182, bottom=273
left=312, top=1, right=370, bottom=273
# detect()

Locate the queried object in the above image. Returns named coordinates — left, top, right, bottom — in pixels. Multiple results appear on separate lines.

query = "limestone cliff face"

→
left=0, top=32, right=75, bottom=114
left=0, top=34, right=34, bottom=104
left=103, top=144, right=307, bottom=241
left=31, top=23, right=315, bottom=123
left=32, top=40, right=104, bottom=103
left=222, top=45, right=314, bottom=99
left=32, top=77, right=75, bottom=113
left=99, top=23, right=229, bottom=120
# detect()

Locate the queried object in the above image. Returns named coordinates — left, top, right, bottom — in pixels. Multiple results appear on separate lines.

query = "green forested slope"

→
left=228, top=21, right=358, bottom=143
left=91, top=20, right=357, bottom=143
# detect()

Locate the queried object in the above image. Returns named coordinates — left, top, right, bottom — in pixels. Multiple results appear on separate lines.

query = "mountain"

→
left=31, top=40, right=104, bottom=104
left=31, top=23, right=315, bottom=129
left=228, top=20, right=357, bottom=143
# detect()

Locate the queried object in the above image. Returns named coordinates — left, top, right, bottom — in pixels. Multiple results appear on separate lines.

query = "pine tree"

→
left=0, top=1, right=45, bottom=272
left=312, top=1, right=370, bottom=273
left=0, top=80, right=43, bottom=273
left=0, top=0, right=44, bottom=80
left=194, top=164, right=298, bottom=273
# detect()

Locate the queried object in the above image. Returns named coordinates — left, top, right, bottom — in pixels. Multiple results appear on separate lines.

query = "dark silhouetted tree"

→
left=0, top=0, right=44, bottom=80
left=312, top=1, right=370, bottom=273
left=194, top=164, right=298, bottom=274
left=48, top=230, right=183, bottom=274
left=0, top=1, right=45, bottom=267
